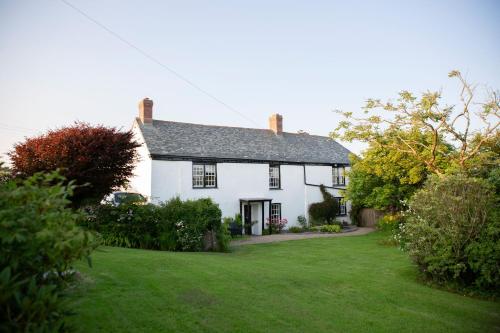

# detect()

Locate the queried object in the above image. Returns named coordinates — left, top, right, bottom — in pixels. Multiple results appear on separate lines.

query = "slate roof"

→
left=136, top=119, right=351, bottom=165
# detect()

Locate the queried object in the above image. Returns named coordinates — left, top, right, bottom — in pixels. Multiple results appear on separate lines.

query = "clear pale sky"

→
left=1, top=0, right=499, bottom=161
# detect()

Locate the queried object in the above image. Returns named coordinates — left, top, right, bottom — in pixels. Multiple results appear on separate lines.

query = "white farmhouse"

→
left=129, top=98, right=352, bottom=235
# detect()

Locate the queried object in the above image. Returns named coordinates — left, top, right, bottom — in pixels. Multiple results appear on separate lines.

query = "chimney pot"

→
left=139, top=98, right=153, bottom=124
left=269, top=113, right=283, bottom=135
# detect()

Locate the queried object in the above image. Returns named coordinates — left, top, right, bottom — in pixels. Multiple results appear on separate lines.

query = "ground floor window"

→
left=337, top=198, right=346, bottom=216
left=271, top=203, right=281, bottom=221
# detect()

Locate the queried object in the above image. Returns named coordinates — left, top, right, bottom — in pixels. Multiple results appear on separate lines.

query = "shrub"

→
left=399, top=174, right=499, bottom=294
left=308, top=185, right=339, bottom=225
left=0, top=161, right=11, bottom=184
left=288, top=226, right=303, bottom=233
left=349, top=204, right=363, bottom=226
left=9, top=122, right=140, bottom=207
left=83, top=197, right=227, bottom=252
left=320, top=224, right=341, bottom=233
left=0, top=172, right=96, bottom=332
left=85, top=203, right=163, bottom=249
left=297, top=215, right=308, bottom=228
left=266, top=217, right=288, bottom=234
left=376, top=213, right=401, bottom=232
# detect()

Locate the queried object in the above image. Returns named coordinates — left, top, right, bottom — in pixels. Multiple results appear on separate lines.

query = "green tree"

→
left=332, top=71, right=499, bottom=177
left=346, top=130, right=450, bottom=211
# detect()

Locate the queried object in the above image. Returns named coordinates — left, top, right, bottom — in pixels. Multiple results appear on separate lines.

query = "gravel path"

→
left=231, top=227, right=376, bottom=246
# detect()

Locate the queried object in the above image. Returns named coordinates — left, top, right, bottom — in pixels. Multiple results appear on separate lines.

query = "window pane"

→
left=269, top=166, right=280, bottom=188
left=332, top=167, right=338, bottom=185
left=337, top=198, right=346, bottom=215
left=204, top=164, right=216, bottom=187
left=192, top=165, right=204, bottom=187
left=271, top=203, right=281, bottom=220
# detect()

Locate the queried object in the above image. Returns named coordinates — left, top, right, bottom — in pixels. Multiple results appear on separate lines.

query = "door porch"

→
left=239, top=198, right=273, bottom=236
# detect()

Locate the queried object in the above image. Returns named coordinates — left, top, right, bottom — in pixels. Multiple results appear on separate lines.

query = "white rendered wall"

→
left=304, top=165, right=351, bottom=224
left=146, top=161, right=351, bottom=234
left=127, top=122, right=152, bottom=198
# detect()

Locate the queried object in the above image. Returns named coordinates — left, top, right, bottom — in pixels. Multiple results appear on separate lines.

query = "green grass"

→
left=71, top=232, right=500, bottom=333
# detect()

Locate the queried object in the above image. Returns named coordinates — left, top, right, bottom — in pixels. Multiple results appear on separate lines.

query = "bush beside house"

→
left=83, top=197, right=230, bottom=252
left=308, top=185, right=340, bottom=225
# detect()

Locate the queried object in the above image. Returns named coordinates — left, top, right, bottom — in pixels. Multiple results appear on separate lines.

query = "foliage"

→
left=215, top=222, right=232, bottom=252
left=0, top=172, right=96, bottom=332
left=222, top=216, right=235, bottom=226
left=266, top=217, right=288, bottom=234
left=345, top=135, right=434, bottom=211
left=9, top=122, right=140, bottom=207
left=234, top=213, right=243, bottom=226
left=399, top=174, right=499, bottom=294
left=320, top=224, right=341, bottom=233
left=308, top=185, right=339, bottom=225
left=376, top=213, right=402, bottom=232
left=83, top=197, right=227, bottom=252
left=0, top=162, right=11, bottom=184
left=332, top=71, right=499, bottom=176
left=297, top=215, right=308, bottom=228
left=487, top=166, right=500, bottom=194
left=288, top=226, right=303, bottom=233
left=348, top=204, right=363, bottom=226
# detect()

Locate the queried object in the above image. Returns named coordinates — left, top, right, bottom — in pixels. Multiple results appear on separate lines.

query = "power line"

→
left=58, top=0, right=260, bottom=127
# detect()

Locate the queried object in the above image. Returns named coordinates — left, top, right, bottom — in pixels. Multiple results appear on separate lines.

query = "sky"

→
left=0, top=0, right=499, bottom=162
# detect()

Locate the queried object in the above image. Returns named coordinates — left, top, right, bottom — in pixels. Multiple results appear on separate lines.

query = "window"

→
left=269, top=165, right=280, bottom=189
left=337, top=198, right=346, bottom=216
left=192, top=163, right=217, bottom=188
left=271, top=203, right=281, bottom=221
left=332, top=166, right=346, bottom=185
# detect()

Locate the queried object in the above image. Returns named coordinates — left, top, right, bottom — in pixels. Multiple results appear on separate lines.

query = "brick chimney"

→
left=268, top=113, right=283, bottom=135
left=138, top=98, right=153, bottom=124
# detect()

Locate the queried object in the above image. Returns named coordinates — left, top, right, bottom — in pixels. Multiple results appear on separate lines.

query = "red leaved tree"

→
left=9, top=122, right=141, bottom=207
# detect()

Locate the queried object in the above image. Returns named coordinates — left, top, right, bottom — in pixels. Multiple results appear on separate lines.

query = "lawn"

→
left=71, top=232, right=500, bottom=333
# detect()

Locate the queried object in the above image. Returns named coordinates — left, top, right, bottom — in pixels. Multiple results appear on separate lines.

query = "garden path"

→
left=231, top=227, right=375, bottom=246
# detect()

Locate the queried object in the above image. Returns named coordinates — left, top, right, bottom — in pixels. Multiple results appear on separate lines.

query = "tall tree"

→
left=331, top=71, right=499, bottom=176
left=345, top=129, right=452, bottom=211
left=9, top=122, right=140, bottom=207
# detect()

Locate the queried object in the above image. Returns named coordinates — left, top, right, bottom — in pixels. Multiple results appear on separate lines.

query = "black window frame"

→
left=270, top=203, right=282, bottom=221
left=336, top=197, right=347, bottom=216
left=192, top=163, right=218, bottom=189
left=269, top=164, right=281, bottom=189
left=332, top=166, right=346, bottom=186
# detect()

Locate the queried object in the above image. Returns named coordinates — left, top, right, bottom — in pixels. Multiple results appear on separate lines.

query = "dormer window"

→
left=269, top=165, right=281, bottom=189
left=332, top=166, right=346, bottom=185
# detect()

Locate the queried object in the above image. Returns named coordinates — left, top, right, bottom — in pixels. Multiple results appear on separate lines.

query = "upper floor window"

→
left=269, top=165, right=280, bottom=189
left=332, top=166, right=346, bottom=185
left=192, top=163, right=217, bottom=188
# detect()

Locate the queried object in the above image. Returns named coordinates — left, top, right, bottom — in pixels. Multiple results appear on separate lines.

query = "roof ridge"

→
left=149, top=119, right=333, bottom=139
